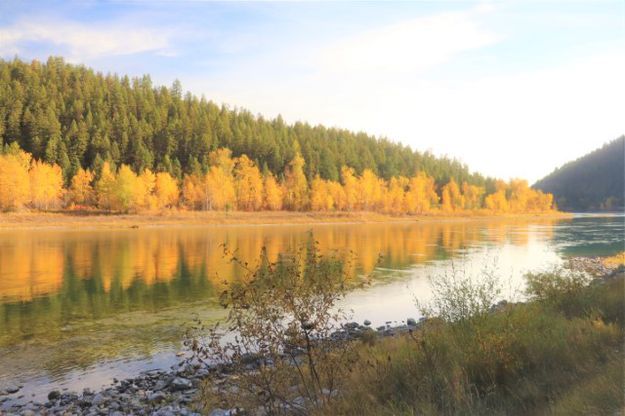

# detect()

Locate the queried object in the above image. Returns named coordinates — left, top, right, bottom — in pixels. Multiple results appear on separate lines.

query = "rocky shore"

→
left=0, top=317, right=426, bottom=416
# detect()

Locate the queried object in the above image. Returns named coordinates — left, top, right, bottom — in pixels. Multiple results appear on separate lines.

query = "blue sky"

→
left=1, top=0, right=623, bottom=182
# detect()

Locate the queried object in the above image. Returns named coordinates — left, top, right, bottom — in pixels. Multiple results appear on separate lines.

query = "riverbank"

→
left=0, top=210, right=570, bottom=230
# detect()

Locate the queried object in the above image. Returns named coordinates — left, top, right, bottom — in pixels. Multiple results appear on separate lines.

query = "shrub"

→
left=188, top=236, right=365, bottom=415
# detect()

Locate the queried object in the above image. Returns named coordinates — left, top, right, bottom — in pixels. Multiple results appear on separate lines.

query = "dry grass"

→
left=603, top=251, right=625, bottom=268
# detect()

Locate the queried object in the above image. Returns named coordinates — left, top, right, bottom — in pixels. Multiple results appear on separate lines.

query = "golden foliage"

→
left=0, top=148, right=31, bottom=210
left=263, top=173, right=283, bottom=210
left=155, top=172, right=179, bottom=209
left=283, top=153, right=308, bottom=210
left=69, top=168, right=95, bottom=207
left=0, top=147, right=557, bottom=215
left=29, top=160, right=64, bottom=210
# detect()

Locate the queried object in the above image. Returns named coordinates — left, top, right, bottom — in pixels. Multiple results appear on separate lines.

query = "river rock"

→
left=169, top=377, right=193, bottom=391
left=406, top=318, right=417, bottom=326
left=4, top=384, right=21, bottom=394
left=363, top=319, right=371, bottom=326
left=47, top=390, right=61, bottom=401
left=209, top=409, right=234, bottom=416
left=149, top=391, right=167, bottom=403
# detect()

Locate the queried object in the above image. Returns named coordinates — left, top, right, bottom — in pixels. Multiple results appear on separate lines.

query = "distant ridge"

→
left=533, top=136, right=624, bottom=212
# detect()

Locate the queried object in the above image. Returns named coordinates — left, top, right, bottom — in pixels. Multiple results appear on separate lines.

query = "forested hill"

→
left=533, top=136, right=625, bottom=211
left=0, top=57, right=492, bottom=189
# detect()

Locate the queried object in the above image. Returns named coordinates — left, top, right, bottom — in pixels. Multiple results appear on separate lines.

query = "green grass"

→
left=325, top=273, right=624, bottom=416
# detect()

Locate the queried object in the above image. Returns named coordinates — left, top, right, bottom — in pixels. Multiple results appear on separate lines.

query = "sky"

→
left=1, top=1, right=623, bottom=183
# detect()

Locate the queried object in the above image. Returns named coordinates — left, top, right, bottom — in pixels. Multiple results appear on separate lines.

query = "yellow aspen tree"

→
left=484, top=181, right=509, bottom=213
left=208, top=148, right=235, bottom=175
left=29, top=160, right=64, bottom=210
left=461, top=182, right=485, bottom=211
left=234, top=155, right=264, bottom=211
left=358, top=169, right=384, bottom=211
left=69, top=168, right=95, bottom=207
left=138, top=169, right=157, bottom=210
left=405, top=172, right=439, bottom=214
left=263, top=173, right=283, bottom=210
left=114, top=164, right=141, bottom=212
left=311, top=176, right=334, bottom=211
left=327, top=180, right=346, bottom=211
left=282, top=153, right=308, bottom=211
left=96, top=162, right=117, bottom=210
left=205, top=166, right=236, bottom=210
left=341, top=166, right=359, bottom=210
left=182, top=173, right=202, bottom=210
left=441, top=178, right=464, bottom=212
left=508, top=179, right=530, bottom=213
left=0, top=150, right=31, bottom=211
left=385, top=176, right=407, bottom=214
left=155, top=172, right=179, bottom=209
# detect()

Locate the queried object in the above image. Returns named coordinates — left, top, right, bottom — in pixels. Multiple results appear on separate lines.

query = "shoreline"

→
left=0, top=210, right=571, bottom=231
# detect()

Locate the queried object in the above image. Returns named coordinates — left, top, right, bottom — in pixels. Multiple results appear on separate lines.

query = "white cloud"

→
left=317, top=9, right=500, bottom=76
left=0, top=19, right=172, bottom=60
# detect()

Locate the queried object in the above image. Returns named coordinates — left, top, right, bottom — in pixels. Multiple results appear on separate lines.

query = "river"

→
left=0, top=213, right=623, bottom=405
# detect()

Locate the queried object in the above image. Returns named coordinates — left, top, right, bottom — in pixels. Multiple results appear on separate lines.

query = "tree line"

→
left=0, top=56, right=493, bottom=191
left=0, top=143, right=554, bottom=214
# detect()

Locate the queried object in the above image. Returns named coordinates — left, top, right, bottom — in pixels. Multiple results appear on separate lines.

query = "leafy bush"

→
left=188, top=237, right=366, bottom=415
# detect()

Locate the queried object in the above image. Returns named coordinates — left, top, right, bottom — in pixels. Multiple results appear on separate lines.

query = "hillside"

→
left=0, top=57, right=492, bottom=190
left=534, top=136, right=624, bottom=211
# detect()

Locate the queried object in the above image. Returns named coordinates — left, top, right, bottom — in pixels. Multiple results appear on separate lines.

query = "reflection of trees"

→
left=0, top=219, right=565, bottom=347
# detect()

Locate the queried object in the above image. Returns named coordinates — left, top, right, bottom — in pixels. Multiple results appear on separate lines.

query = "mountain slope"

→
left=533, top=136, right=624, bottom=211
left=0, top=57, right=493, bottom=190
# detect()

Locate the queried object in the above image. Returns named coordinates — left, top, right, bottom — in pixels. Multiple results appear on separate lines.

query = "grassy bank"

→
left=329, top=271, right=624, bottom=415
left=0, top=210, right=570, bottom=230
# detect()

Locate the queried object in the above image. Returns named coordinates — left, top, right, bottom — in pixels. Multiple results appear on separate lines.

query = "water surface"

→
left=0, top=214, right=622, bottom=404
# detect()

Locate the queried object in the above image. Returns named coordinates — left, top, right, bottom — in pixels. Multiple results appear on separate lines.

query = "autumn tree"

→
left=327, top=180, right=347, bottom=211
left=283, top=153, right=308, bottom=211
left=385, top=176, right=407, bottom=214
left=137, top=169, right=157, bottom=210
left=405, top=172, right=439, bottom=214
left=0, top=145, right=31, bottom=210
left=114, top=164, right=141, bottom=212
left=310, top=176, right=334, bottom=211
left=263, top=173, right=283, bottom=210
left=68, top=168, right=95, bottom=207
left=358, top=169, right=384, bottom=211
left=484, top=180, right=509, bottom=213
left=234, top=155, right=263, bottom=211
left=182, top=173, right=203, bottom=210
left=205, top=166, right=236, bottom=210
left=96, top=162, right=117, bottom=210
left=462, top=182, right=485, bottom=211
left=341, top=166, right=359, bottom=210
left=29, top=160, right=64, bottom=210
left=441, top=178, right=464, bottom=212
left=155, top=172, right=179, bottom=209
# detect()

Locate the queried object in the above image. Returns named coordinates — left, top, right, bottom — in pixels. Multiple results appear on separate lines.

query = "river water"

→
left=0, top=214, right=623, bottom=404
